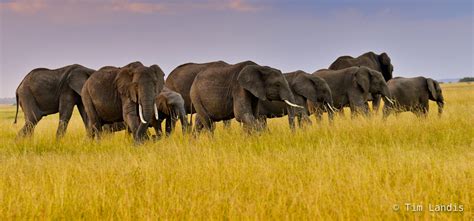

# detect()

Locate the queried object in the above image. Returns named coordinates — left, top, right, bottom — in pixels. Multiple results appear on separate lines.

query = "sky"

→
left=0, top=0, right=473, bottom=97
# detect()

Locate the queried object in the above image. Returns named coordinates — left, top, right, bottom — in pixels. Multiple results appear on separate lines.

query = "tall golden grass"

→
left=0, top=83, right=472, bottom=220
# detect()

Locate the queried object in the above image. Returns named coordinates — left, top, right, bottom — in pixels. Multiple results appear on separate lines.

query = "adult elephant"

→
left=311, top=66, right=394, bottom=118
left=165, top=61, right=229, bottom=114
left=257, top=70, right=335, bottom=129
left=190, top=61, right=302, bottom=133
left=383, top=77, right=444, bottom=117
left=81, top=61, right=165, bottom=142
left=152, top=87, right=188, bottom=137
left=14, top=64, right=95, bottom=138
left=328, top=51, right=394, bottom=112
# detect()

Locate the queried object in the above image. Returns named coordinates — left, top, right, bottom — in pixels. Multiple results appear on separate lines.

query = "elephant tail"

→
left=14, top=92, right=19, bottom=124
left=189, top=102, right=193, bottom=127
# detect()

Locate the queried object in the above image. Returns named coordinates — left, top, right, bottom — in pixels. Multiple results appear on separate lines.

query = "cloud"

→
left=228, top=0, right=261, bottom=12
left=0, top=0, right=46, bottom=14
left=110, top=1, right=166, bottom=14
left=0, top=0, right=262, bottom=15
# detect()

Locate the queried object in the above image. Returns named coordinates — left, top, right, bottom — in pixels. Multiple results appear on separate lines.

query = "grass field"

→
left=0, top=83, right=472, bottom=220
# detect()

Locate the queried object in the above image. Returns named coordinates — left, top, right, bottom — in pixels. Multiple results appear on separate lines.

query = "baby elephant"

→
left=102, top=87, right=188, bottom=137
left=383, top=77, right=444, bottom=117
left=151, top=87, right=189, bottom=137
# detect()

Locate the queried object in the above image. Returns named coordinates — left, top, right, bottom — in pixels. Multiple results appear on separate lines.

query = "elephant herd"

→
left=14, top=51, right=445, bottom=143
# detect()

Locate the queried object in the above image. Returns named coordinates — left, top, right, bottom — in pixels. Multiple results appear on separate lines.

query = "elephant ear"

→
left=67, top=68, right=91, bottom=95
left=292, top=74, right=318, bottom=102
left=427, top=78, right=438, bottom=100
left=237, top=65, right=267, bottom=101
left=156, top=93, right=170, bottom=116
left=116, top=68, right=138, bottom=102
left=353, top=68, right=370, bottom=93
left=379, top=52, right=391, bottom=65
left=150, top=64, right=165, bottom=93
left=150, top=64, right=165, bottom=78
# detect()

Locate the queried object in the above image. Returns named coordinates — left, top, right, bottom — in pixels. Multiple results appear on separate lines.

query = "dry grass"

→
left=0, top=83, right=473, bottom=220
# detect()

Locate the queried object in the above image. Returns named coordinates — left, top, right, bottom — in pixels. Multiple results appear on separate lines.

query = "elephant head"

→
left=116, top=62, right=165, bottom=138
left=290, top=72, right=335, bottom=112
left=238, top=65, right=300, bottom=108
left=354, top=67, right=393, bottom=104
left=427, top=78, right=444, bottom=115
left=156, top=88, right=189, bottom=134
left=378, top=52, right=393, bottom=81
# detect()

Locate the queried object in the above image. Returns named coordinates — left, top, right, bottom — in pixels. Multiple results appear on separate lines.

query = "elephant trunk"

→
left=134, top=97, right=154, bottom=142
left=139, top=97, right=155, bottom=124
left=280, top=87, right=303, bottom=109
left=380, top=86, right=395, bottom=105
left=437, top=95, right=444, bottom=116
left=178, top=106, right=189, bottom=134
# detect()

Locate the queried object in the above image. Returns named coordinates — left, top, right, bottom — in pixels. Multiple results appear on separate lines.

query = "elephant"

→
left=165, top=61, right=229, bottom=114
left=165, top=61, right=231, bottom=127
left=257, top=70, right=335, bottom=129
left=311, top=66, right=394, bottom=118
left=383, top=77, right=444, bottom=117
left=151, top=87, right=189, bottom=137
left=14, top=64, right=95, bottom=138
left=190, top=61, right=302, bottom=133
left=81, top=61, right=165, bottom=142
left=328, top=51, right=394, bottom=112
left=101, top=87, right=189, bottom=138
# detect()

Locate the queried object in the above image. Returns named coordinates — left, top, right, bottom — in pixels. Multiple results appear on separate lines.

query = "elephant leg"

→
left=256, top=115, right=268, bottom=131
left=124, top=112, right=148, bottom=141
left=301, top=112, right=312, bottom=126
left=296, top=112, right=302, bottom=128
left=17, top=93, right=43, bottom=138
left=421, top=104, right=429, bottom=118
left=193, top=116, right=203, bottom=133
left=349, top=93, right=366, bottom=119
left=328, top=109, right=335, bottom=123
left=165, top=117, right=172, bottom=136
left=56, top=92, right=76, bottom=139
left=362, top=102, right=371, bottom=117
left=338, top=108, right=345, bottom=118
left=76, top=102, right=88, bottom=130
left=81, top=90, right=101, bottom=139
left=194, top=114, right=213, bottom=133
left=223, top=120, right=231, bottom=129
left=314, top=107, right=323, bottom=123
left=151, top=119, right=163, bottom=140
left=382, top=106, right=391, bottom=119
left=287, top=108, right=296, bottom=131
left=237, top=113, right=258, bottom=133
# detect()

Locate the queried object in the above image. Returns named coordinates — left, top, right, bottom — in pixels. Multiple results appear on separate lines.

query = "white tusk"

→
left=326, top=103, right=336, bottom=113
left=154, top=103, right=159, bottom=120
left=284, top=100, right=304, bottom=109
left=138, top=104, right=147, bottom=124
left=384, top=96, right=395, bottom=105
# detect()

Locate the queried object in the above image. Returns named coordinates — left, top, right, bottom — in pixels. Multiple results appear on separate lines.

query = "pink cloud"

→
left=0, top=0, right=262, bottom=15
left=110, top=0, right=166, bottom=14
left=228, top=0, right=261, bottom=12
left=0, top=0, right=46, bottom=14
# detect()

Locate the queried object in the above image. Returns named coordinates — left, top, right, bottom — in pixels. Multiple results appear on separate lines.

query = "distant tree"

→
left=459, top=77, right=474, bottom=82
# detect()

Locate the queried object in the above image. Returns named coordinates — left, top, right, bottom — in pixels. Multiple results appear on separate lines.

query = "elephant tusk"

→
left=284, top=100, right=304, bottom=109
left=138, top=104, right=147, bottom=124
left=154, top=103, right=159, bottom=120
left=384, top=96, right=395, bottom=105
left=326, top=103, right=336, bottom=113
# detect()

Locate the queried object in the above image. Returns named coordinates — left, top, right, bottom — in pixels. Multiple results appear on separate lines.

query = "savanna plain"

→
left=0, top=83, right=472, bottom=220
